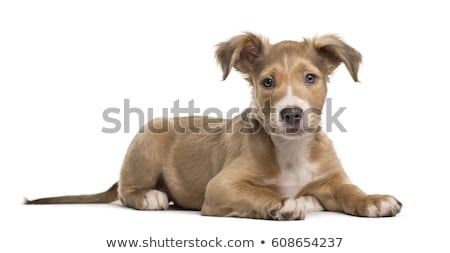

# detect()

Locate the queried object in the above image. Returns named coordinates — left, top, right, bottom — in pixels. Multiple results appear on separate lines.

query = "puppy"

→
left=26, top=33, right=402, bottom=220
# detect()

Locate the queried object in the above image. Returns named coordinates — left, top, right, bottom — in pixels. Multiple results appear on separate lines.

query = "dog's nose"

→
left=280, top=107, right=303, bottom=125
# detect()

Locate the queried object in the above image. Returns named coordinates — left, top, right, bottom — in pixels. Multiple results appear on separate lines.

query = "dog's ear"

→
left=216, top=33, right=268, bottom=80
left=312, top=35, right=362, bottom=82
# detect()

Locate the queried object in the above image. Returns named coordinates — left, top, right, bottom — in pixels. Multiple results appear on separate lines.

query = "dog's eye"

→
left=305, top=73, right=316, bottom=84
left=262, top=78, right=275, bottom=88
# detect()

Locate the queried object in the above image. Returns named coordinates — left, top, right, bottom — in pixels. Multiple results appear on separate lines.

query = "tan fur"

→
left=26, top=33, right=402, bottom=220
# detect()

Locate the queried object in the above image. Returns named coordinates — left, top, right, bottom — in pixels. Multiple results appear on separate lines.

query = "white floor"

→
left=3, top=202, right=439, bottom=253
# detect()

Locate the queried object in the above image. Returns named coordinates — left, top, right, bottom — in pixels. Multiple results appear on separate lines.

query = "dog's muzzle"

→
left=280, top=107, right=302, bottom=133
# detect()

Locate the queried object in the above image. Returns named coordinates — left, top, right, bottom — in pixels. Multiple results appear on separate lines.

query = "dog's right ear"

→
left=216, top=33, right=268, bottom=80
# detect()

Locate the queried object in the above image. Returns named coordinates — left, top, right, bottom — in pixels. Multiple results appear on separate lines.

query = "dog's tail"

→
left=24, top=182, right=119, bottom=205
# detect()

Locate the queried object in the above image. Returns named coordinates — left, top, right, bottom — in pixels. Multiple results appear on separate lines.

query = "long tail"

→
left=25, top=182, right=119, bottom=205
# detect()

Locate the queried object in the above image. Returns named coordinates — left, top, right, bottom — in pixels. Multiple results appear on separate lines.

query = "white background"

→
left=1, top=0, right=449, bottom=252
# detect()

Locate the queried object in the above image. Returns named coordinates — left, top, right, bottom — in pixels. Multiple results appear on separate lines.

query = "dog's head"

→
left=216, top=33, right=361, bottom=139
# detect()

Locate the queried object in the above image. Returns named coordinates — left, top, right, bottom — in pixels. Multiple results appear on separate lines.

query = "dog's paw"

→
left=268, top=198, right=306, bottom=220
left=142, top=190, right=169, bottom=210
left=356, top=195, right=402, bottom=217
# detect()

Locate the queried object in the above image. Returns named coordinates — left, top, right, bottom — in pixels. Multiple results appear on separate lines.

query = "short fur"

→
left=26, top=33, right=402, bottom=220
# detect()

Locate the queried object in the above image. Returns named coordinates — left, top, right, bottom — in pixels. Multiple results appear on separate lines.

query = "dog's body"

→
left=26, top=33, right=402, bottom=220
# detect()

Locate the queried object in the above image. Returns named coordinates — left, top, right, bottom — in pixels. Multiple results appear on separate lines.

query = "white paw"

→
left=143, top=190, right=169, bottom=210
left=358, top=195, right=402, bottom=217
left=270, top=197, right=320, bottom=220
left=280, top=198, right=305, bottom=220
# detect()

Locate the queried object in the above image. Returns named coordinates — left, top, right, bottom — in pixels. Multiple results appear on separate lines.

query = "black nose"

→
left=280, top=107, right=303, bottom=125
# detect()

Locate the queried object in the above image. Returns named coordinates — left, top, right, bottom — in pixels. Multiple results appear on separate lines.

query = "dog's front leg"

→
left=302, top=174, right=402, bottom=217
left=201, top=162, right=305, bottom=220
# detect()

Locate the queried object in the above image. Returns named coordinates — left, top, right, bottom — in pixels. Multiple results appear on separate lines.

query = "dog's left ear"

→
left=312, top=35, right=362, bottom=82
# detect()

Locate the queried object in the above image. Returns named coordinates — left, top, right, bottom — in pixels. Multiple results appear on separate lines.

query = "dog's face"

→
left=216, top=33, right=361, bottom=139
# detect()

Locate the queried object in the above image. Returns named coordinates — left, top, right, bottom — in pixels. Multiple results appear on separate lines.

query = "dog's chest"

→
left=271, top=139, right=318, bottom=198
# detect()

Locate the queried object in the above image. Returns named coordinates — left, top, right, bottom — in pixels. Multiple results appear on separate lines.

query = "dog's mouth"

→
left=271, top=121, right=306, bottom=138
left=260, top=107, right=321, bottom=138
left=284, top=124, right=302, bottom=134
left=273, top=119, right=321, bottom=138
left=261, top=122, right=304, bottom=139
left=273, top=107, right=309, bottom=137
left=277, top=111, right=321, bottom=137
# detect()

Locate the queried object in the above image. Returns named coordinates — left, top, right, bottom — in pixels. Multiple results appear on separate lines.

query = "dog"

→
left=26, top=33, right=402, bottom=220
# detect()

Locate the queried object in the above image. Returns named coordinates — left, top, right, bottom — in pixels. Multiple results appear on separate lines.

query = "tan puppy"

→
left=26, top=33, right=402, bottom=220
